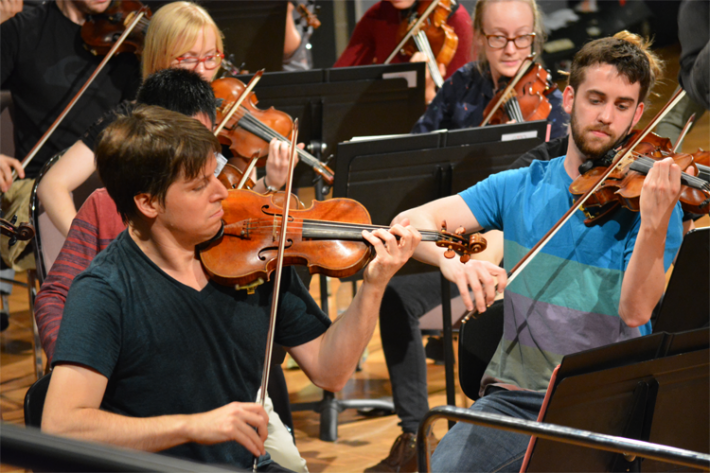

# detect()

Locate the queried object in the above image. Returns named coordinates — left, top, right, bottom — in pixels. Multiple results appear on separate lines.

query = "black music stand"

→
left=293, top=121, right=546, bottom=441
left=524, top=327, right=710, bottom=472
left=236, top=62, right=426, bottom=190
left=653, top=227, right=709, bottom=334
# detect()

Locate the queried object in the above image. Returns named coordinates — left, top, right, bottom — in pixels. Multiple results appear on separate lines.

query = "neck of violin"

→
left=301, top=220, right=442, bottom=242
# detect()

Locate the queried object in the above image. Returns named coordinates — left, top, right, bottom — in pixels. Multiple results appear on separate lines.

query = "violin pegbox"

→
left=436, top=221, right=488, bottom=263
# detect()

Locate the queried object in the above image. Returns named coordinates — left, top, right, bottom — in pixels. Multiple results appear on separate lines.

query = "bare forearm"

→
left=43, top=407, right=191, bottom=452
left=302, top=280, right=385, bottom=392
left=619, top=224, right=667, bottom=327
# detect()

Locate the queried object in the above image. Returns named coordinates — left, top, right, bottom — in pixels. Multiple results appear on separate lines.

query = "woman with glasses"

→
left=38, top=1, right=295, bottom=238
left=412, top=0, right=568, bottom=139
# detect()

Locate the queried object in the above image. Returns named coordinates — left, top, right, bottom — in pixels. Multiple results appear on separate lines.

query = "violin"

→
left=387, top=0, right=458, bottom=89
left=480, top=57, right=556, bottom=127
left=199, top=189, right=486, bottom=290
left=296, top=1, right=321, bottom=30
left=218, top=163, right=256, bottom=190
left=569, top=131, right=710, bottom=225
left=81, top=0, right=152, bottom=56
left=211, top=77, right=335, bottom=185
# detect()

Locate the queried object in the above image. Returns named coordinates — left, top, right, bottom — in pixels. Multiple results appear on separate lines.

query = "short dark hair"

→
left=568, top=31, right=663, bottom=104
left=96, top=105, right=220, bottom=223
left=136, top=68, right=217, bottom=126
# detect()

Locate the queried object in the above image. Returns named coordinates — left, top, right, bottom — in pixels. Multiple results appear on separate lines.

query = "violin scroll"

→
left=437, top=221, right=487, bottom=263
left=0, top=217, right=35, bottom=247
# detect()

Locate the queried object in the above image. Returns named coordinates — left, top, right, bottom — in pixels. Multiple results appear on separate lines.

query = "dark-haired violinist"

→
left=394, top=31, right=688, bottom=473
left=41, top=105, right=420, bottom=471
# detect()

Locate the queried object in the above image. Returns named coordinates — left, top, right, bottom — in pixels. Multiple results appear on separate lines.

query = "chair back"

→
left=457, top=299, right=505, bottom=400
left=24, top=372, right=52, bottom=427
left=30, top=155, right=103, bottom=284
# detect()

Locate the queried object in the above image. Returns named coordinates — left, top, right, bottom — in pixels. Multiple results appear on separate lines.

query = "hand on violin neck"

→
left=261, top=138, right=302, bottom=191
left=360, top=219, right=421, bottom=288
left=639, top=157, right=683, bottom=233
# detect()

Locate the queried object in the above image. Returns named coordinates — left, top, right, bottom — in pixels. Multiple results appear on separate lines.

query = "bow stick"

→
left=252, top=119, right=299, bottom=472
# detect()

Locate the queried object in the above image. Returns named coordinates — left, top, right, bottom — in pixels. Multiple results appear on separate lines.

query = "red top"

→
left=334, top=0, right=473, bottom=80
left=34, top=188, right=125, bottom=363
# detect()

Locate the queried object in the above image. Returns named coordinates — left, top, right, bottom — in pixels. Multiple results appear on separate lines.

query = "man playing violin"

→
left=0, top=0, right=140, bottom=271
left=394, top=32, right=685, bottom=473
left=35, top=67, right=309, bottom=473
left=42, top=105, right=421, bottom=471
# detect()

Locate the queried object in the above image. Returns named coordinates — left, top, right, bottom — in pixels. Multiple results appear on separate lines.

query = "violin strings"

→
left=627, top=152, right=710, bottom=191
left=230, top=218, right=445, bottom=240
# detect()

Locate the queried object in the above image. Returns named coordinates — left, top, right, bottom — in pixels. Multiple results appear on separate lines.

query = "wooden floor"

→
left=1, top=43, right=709, bottom=472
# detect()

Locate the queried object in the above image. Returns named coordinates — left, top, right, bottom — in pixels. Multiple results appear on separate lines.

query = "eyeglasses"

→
left=174, top=52, right=225, bottom=70
left=483, top=33, right=535, bottom=50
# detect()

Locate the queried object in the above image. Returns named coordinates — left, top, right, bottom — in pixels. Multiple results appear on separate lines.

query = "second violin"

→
left=211, top=77, right=335, bottom=185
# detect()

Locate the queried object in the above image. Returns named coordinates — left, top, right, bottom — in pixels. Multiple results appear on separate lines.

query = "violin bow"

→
left=502, top=88, right=687, bottom=289
left=384, top=0, right=441, bottom=64
left=673, top=112, right=696, bottom=154
left=213, top=69, right=264, bottom=137
left=13, top=7, right=149, bottom=181
left=252, top=119, right=300, bottom=472
left=479, top=54, right=535, bottom=127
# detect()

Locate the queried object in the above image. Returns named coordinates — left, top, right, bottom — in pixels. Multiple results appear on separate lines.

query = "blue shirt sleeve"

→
left=458, top=168, right=527, bottom=231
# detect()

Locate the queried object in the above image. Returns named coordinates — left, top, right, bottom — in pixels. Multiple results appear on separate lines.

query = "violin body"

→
left=212, top=78, right=293, bottom=165
left=200, top=190, right=487, bottom=289
left=200, top=190, right=374, bottom=288
left=397, top=0, right=458, bottom=69
left=481, top=63, right=555, bottom=126
left=81, top=0, right=152, bottom=56
left=218, top=163, right=256, bottom=190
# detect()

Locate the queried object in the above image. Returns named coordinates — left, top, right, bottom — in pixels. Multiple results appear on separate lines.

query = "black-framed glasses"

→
left=484, top=33, right=535, bottom=50
left=174, top=52, right=225, bottom=70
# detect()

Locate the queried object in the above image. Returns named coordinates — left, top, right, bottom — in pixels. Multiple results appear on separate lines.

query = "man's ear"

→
left=631, top=101, right=645, bottom=129
left=562, top=85, right=575, bottom=115
left=134, top=193, right=160, bottom=219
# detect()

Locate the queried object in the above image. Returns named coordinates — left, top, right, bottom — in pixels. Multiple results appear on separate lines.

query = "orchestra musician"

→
left=41, top=104, right=420, bottom=471
left=411, top=0, right=568, bottom=139
left=334, top=0, right=473, bottom=104
left=35, top=68, right=311, bottom=473
left=37, top=1, right=296, bottom=238
left=370, top=2, right=568, bottom=470
left=394, top=32, right=685, bottom=473
left=0, top=0, right=140, bottom=271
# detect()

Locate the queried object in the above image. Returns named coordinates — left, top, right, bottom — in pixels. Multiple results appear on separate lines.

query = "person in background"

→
left=334, top=0, right=473, bottom=104
left=1, top=0, right=140, bottom=271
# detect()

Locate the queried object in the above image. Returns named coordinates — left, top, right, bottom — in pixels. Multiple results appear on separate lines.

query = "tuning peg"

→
left=440, top=220, right=447, bottom=232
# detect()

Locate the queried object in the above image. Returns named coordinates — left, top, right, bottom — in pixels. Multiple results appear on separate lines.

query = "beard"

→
left=570, top=103, right=634, bottom=162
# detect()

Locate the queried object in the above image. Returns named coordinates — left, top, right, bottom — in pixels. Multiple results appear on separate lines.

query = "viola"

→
left=480, top=58, right=556, bottom=127
left=211, top=77, right=335, bottom=185
left=387, top=0, right=458, bottom=88
left=81, top=0, right=152, bottom=56
left=569, top=132, right=710, bottom=225
left=199, top=189, right=486, bottom=290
